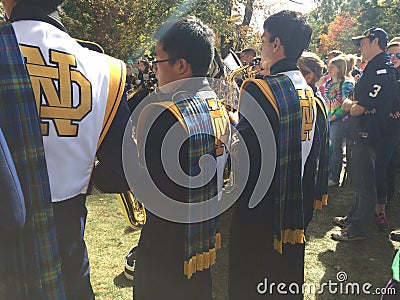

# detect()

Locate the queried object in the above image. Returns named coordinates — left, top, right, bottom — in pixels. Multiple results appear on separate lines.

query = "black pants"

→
left=53, top=196, right=94, bottom=300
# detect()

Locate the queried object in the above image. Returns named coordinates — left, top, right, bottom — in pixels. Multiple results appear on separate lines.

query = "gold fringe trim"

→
left=322, top=194, right=329, bottom=206
left=273, top=229, right=305, bottom=254
left=313, top=194, right=329, bottom=211
left=184, top=233, right=222, bottom=279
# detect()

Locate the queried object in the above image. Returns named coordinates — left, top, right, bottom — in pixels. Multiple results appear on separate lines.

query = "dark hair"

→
left=241, top=48, right=257, bottom=57
left=13, top=0, right=62, bottom=17
left=368, top=36, right=387, bottom=51
left=154, top=16, right=215, bottom=77
left=139, top=60, right=150, bottom=73
left=16, top=0, right=62, bottom=7
left=263, top=10, right=312, bottom=62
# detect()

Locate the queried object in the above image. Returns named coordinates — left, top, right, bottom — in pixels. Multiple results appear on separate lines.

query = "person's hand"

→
left=390, top=111, right=400, bottom=119
left=228, top=111, right=239, bottom=124
left=364, top=108, right=376, bottom=115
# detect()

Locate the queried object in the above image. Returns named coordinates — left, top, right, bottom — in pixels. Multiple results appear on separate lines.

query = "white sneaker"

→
left=328, top=179, right=338, bottom=187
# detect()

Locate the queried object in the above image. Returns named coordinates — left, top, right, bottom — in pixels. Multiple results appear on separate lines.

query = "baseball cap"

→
left=352, top=27, right=389, bottom=47
left=388, top=37, right=400, bottom=48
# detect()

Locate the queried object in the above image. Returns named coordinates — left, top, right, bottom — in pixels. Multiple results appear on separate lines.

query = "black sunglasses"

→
left=389, top=53, right=400, bottom=60
left=151, top=58, right=177, bottom=65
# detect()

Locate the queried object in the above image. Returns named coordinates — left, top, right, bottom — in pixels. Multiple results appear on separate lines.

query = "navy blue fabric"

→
left=93, top=93, right=133, bottom=193
left=0, top=127, right=25, bottom=237
left=348, top=52, right=397, bottom=146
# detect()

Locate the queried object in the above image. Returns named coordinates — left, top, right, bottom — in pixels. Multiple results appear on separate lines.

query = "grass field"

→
left=85, top=183, right=400, bottom=299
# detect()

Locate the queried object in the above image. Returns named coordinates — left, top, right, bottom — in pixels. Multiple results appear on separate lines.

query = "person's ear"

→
left=273, top=37, right=282, bottom=52
left=176, top=58, right=190, bottom=75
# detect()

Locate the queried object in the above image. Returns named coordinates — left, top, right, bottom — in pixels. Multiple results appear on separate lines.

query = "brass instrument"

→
left=221, top=50, right=261, bottom=112
left=126, top=83, right=140, bottom=101
left=116, top=191, right=146, bottom=228
left=126, top=72, right=158, bottom=116
left=226, top=63, right=258, bottom=85
left=220, top=52, right=261, bottom=192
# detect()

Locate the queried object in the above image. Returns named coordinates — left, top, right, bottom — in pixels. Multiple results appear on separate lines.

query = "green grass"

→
left=85, top=184, right=400, bottom=299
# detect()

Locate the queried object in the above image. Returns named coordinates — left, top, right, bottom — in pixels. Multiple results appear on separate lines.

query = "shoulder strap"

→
left=241, top=78, right=280, bottom=118
left=97, top=56, right=126, bottom=148
left=136, top=101, right=186, bottom=157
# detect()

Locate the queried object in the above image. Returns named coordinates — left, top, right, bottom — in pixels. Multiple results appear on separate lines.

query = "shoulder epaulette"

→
left=75, top=39, right=105, bottom=53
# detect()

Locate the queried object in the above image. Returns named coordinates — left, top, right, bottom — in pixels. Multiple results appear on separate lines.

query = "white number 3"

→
left=369, top=84, right=382, bottom=98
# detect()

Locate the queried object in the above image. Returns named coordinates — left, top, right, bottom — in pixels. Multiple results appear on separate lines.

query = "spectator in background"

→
left=127, top=59, right=153, bottom=113
left=319, top=55, right=354, bottom=187
left=351, top=55, right=364, bottom=80
left=239, top=47, right=256, bottom=64
left=125, top=63, right=134, bottom=90
left=138, top=59, right=151, bottom=80
left=136, top=59, right=150, bottom=89
left=386, top=38, right=400, bottom=211
left=374, top=36, right=400, bottom=231
left=344, top=53, right=357, bottom=83
left=322, top=49, right=343, bottom=84
left=332, top=27, right=397, bottom=241
left=325, top=49, right=343, bottom=66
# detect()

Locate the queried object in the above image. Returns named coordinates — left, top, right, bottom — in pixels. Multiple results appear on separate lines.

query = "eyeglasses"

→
left=389, top=53, right=400, bottom=60
left=151, top=58, right=177, bottom=65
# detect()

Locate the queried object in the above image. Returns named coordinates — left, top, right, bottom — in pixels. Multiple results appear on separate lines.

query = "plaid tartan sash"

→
left=0, top=23, right=65, bottom=299
left=245, top=75, right=304, bottom=253
left=174, top=96, right=220, bottom=279
left=266, top=75, right=304, bottom=253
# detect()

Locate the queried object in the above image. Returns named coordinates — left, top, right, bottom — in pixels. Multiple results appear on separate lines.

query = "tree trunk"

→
left=242, top=0, right=255, bottom=26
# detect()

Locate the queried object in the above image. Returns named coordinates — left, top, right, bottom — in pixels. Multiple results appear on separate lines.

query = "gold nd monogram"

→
left=20, top=45, right=92, bottom=137
left=206, top=98, right=230, bottom=157
left=297, top=89, right=315, bottom=142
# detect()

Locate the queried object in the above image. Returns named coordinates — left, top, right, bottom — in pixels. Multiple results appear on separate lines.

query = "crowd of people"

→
left=1, top=0, right=400, bottom=299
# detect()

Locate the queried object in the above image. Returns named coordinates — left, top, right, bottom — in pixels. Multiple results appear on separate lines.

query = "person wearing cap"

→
left=332, top=27, right=399, bottom=241
left=1, top=0, right=140, bottom=299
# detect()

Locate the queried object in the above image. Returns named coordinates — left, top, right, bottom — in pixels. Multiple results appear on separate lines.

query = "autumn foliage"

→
left=318, top=12, right=358, bottom=55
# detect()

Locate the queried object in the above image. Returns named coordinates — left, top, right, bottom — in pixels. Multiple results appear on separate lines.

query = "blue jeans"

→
left=376, top=133, right=400, bottom=204
left=347, top=142, right=376, bottom=237
left=329, top=120, right=346, bottom=182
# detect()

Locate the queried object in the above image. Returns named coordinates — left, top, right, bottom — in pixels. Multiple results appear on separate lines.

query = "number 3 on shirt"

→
left=369, top=84, right=382, bottom=98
